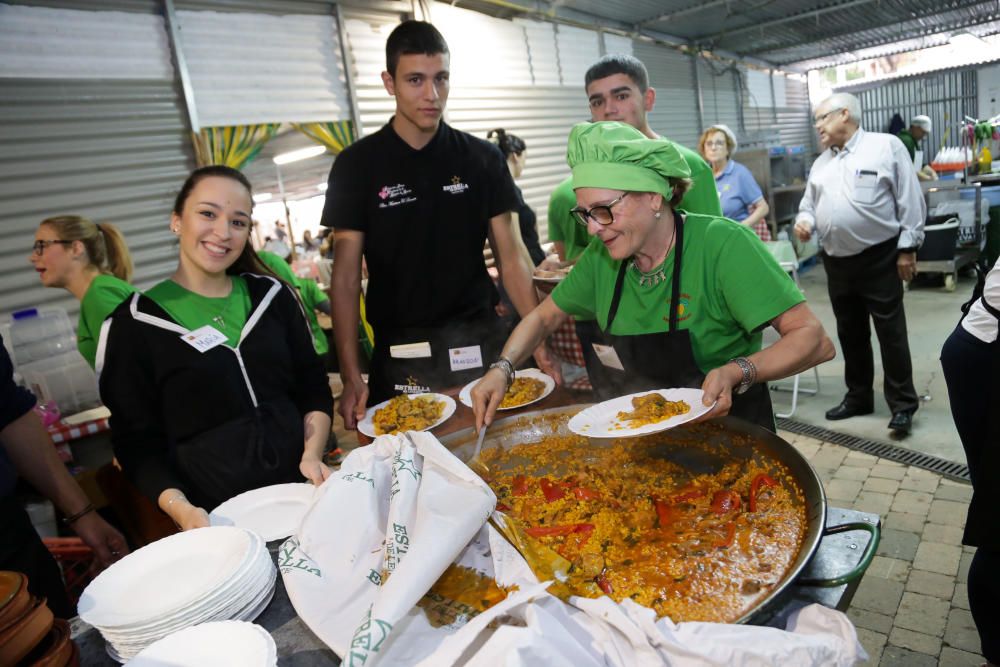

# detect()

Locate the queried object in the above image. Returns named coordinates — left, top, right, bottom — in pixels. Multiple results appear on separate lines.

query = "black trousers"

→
left=821, top=237, right=919, bottom=413
left=0, top=496, right=73, bottom=618
left=968, top=549, right=1000, bottom=663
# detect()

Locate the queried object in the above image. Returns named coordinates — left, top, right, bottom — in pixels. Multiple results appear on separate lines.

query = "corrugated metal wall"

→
left=841, top=69, right=977, bottom=155
left=0, top=0, right=820, bottom=323
left=0, top=2, right=192, bottom=320
left=741, top=68, right=815, bottom=151
left=697, top=58, right=740, bottom=137
left=634, top=41, right=701, bottom=148
left=174, top=8, right=351, bottom=127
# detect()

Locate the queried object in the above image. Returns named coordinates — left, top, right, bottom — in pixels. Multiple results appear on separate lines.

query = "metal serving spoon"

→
left=467, top=423, right=490, bottom=478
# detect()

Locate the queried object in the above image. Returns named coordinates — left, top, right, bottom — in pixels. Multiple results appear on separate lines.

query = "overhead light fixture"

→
left=949, top=30, right=986, bottom=49
left=317, top=182, right=328, bottom=192
left=273, top=145, right=326, bottom=165
left=252, top=192, right=272, bottom=203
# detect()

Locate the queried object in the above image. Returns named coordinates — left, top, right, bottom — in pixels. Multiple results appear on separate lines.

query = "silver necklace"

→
left=630, top=220, right=676, bottom=288
left=630, top=261, right=668, bottom=287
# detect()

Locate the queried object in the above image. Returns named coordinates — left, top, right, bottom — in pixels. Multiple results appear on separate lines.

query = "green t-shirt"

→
left=146, top=276, right=251, bottom=347
left=297, top=279, right=330, bottom=356
left=547, top=139, right=723, bottom=262
left=551, top=213, right=805, bottom=374
left=78, top=274, right=136, bottom=368
left=897, top=129, right=917, bottom=163
left=257, top=251, right=328, bottom=355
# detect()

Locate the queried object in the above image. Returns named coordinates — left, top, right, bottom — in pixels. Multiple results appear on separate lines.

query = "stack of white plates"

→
left=128, top=621, right=276, bottom=666
left=77, top=526, right=275, bottom=663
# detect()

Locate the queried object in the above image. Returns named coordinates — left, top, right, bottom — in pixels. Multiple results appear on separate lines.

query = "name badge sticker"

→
left=592, top=343, right=625, bottom=371
left=449, top=345, right=483, bottom=372
left=181, top=325, right=227, bottom=353
left=390, top=342, right=432, bottom=359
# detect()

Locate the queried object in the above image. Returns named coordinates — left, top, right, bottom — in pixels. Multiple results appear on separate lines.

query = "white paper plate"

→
left=567, top=388, right=714, bottom=438
left=532, top=268, right=570, bottom=283
left=357, top=393, right=456, bottom=438
left=128, top=621, right=277, bottom=667
left=210, top=483, right=316, bottom=541
left=79, top=526, right=252, bottom=628
left=458, top=368, right=556, bottom=411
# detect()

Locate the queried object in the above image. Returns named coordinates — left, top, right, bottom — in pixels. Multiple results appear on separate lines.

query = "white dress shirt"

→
left=796, top=128, right=926, bottom=257
left=962, top=263, right=1000, bottom=343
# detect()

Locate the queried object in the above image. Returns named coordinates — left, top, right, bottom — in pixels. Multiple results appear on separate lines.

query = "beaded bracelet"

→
left=62, top=503, right=95, bottom=525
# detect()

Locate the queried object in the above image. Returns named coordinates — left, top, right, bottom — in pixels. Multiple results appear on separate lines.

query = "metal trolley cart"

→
left=916, top=181, right=983, bottom=291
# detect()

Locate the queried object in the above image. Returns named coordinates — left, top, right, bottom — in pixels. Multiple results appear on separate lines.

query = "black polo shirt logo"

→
left=442, top=175, right=469, bottom=195
left=377, top=183, right=416, bottom=209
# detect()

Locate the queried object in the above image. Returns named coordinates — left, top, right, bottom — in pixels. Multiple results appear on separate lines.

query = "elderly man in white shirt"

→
left=795, top=92, right=926, bottom=435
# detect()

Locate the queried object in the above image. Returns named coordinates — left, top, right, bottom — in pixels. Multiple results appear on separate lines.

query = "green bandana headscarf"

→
left=566, top=121, right=691, bottom=199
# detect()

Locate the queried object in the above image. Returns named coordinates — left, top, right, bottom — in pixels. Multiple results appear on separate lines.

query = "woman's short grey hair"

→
left=820, top=92, right=862, bottom=124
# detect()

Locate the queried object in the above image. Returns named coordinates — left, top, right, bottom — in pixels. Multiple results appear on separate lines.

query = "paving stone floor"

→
left=781, top=430, right=984, bottom=666
left=331, top=412, right=985, bottom=665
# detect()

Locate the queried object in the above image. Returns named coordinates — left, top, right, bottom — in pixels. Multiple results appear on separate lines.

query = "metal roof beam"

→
left=691, top=0, right=879, bottom=43
left=782, top=22, right=1000, bottom=70
left=636, top=0, right=730, bottom=27
left=743, top=1, right=1000, bottom=56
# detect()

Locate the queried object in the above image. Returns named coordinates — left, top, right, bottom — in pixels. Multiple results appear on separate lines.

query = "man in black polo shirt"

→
left=324, top=20, right=557, bottom=427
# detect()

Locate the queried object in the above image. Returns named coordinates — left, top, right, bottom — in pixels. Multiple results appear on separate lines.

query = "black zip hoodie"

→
left=97, top=274, right=332, bottom=509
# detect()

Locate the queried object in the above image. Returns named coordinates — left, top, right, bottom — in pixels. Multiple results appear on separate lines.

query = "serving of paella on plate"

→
left=458, top=368, right=556, bottom=411
left=478, top=425, right=808, bottom=624
left=357, top=393, right=457, bottom=438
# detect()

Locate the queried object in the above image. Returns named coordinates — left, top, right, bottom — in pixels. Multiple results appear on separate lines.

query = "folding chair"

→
left=764, top=240, right=820, bottom=418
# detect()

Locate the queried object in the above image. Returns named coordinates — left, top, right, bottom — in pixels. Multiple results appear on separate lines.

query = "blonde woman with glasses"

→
left=698, top=124, right=771, bottom=241
left=28, top=216, right=136, bottom=368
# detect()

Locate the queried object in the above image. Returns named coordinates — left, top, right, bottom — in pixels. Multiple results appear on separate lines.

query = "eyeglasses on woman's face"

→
left=31, top=240, right=73, bottom=256
left=571, top=192, right=630, bottom=227
left=704, top=139, right=727, bottom=148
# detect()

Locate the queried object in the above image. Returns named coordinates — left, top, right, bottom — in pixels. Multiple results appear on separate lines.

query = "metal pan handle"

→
left=797, top=521, right=881, bottom=588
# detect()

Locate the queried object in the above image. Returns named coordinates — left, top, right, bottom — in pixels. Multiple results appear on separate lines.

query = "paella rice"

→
left=481, top=427, right=807, bottom=623
left=373, top=394, right=445, bottom=435
left=616, top=393, right=690, bottom=428
left=499, top=377, right=547, bottom=409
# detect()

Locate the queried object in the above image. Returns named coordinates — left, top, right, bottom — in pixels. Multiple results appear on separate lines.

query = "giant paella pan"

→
left=440, top=405, right=879, bottom=624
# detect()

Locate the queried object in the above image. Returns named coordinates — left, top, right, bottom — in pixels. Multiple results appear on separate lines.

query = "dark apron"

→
left=368, top=314, right=510, bottom=406
left=586, top=215, right=775, bottom=432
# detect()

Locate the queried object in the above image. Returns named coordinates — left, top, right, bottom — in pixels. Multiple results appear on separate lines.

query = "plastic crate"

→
left=42, top=537, right=96, bottom=607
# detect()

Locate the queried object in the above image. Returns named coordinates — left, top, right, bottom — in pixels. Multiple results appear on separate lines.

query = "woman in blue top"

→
left=698, top=124, right=771, bottom=241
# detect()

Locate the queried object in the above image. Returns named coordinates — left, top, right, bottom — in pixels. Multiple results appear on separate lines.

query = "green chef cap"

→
left=567, top=121, right=691, bottom=199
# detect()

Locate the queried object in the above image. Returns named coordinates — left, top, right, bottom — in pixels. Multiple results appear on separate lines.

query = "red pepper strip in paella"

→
left=495, top=502, right=511, bottom=512
left=595, top=573, right=614, bottom=595
left=511, top=475, right=530, bottom=496
left=749, top=474, right=779, bottom=512
left=670, top=484, right=705, bottom=503
left=710, top=489, right=742, bottom=515
left=652, top=497, right=675, bottom=528
left=572, top=486, right=601, bottom=500
left=714, top=522, right=736, bottom=548
left=539, top=477, right=566, bottom=502
left=524, top=523, right=595, bottom=537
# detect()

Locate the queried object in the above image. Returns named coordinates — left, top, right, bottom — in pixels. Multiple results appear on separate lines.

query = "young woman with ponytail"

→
left=29, top=216, right=137, bottom=368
